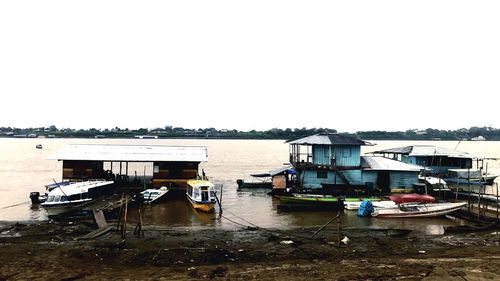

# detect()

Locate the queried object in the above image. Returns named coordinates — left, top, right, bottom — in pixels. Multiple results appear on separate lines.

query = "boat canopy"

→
left=250, top=166, right=296, bottom=178
left=49, top=144, right=208, bottom=162
left=48, top=181, right=114, bottom=196
left=187, top=180, right=214, bottom=188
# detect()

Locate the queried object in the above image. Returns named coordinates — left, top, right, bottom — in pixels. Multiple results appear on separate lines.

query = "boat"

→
left=141, top=186, right=170, bottom=203
left=41, top=180, right=114, bottom=216
left=344, top=199, right=397, bottom=210
left=388, top=193, right=436, bottom=204
left=186, top=179, right=217, bottom=212
left=275, top=193, right=344, bottom=210
left=236, top=174, right=272, bottom=189
left=372, top=202, right=467, bottom=218
left=444, top=169, right=498, bottom=186
left=36, top=144, right=43, bottom=149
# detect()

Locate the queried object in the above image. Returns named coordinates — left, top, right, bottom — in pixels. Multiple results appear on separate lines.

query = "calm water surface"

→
left=1, top=138, right=499, bottom=234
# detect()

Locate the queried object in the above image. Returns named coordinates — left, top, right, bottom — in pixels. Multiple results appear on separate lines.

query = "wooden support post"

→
left=121, top=196, right=128, bottom=239
left=311, top=212, right=340, bottom=239
left=337, top=213, right=341, bottom=248
left=496, top=182, right=499, bottom=221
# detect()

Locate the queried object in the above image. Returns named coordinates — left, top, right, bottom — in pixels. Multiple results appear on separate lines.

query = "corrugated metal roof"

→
left=361, top=156, right=423, bottom=171
left=372, top=145, right=474, bottom=158
left=49, top=144, right=208, bottom=162
left=287, top=134, right=369, bottom=146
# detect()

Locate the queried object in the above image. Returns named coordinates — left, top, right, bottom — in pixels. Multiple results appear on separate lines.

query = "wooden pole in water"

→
left=311, top=212, right=340, bottom=239
left=337, top=213, right=341, bottom=248
left=496, top=182, right=499, bottom=221
left=122, top=196, right=128, bottom=239
left=467, top=168, right=471, bottom=218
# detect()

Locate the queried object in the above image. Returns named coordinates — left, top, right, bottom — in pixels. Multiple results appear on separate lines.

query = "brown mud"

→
left=0, top=221, right=499, bottom=280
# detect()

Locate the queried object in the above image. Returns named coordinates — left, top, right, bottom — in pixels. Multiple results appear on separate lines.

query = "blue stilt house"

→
left=287, top=134, right=423, bottom=194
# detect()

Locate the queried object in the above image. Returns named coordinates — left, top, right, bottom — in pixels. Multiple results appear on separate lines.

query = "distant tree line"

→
left=1, top=125, right=499, bottom=141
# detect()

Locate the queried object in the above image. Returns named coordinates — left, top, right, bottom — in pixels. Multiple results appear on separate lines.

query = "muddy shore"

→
left=0, top=221, right=499, bottom=281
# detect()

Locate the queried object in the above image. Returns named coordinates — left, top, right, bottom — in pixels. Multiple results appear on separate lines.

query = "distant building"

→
left=135, top=135, right=158, bottom=139
left=471, top=136, right=486, bottom=141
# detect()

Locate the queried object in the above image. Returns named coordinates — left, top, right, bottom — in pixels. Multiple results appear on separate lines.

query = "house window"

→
left=317, top=171, right=328, bottom=178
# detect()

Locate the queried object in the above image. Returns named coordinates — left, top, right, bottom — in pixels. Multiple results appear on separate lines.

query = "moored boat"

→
left=41, top=180, right=114, bottom=216
left=141, top=186, right=170, bottom=204
left=372, top=202, right=466, bottom=218
left=186, top=180, right=216, bottom=212
left=345, top=199, right=397, bottom=210
left=275, top=193, right=344, bottom=210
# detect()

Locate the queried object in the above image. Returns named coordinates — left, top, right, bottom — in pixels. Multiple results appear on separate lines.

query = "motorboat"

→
left=141, top=186, right=169, bottom=203
left=41, top=180, right=114, bottom=216
left=236, top=173, right=272, bottom=189
left=36, top=144, right=43, bottom=149
left=372, top=202, right=466, bottom=218
left=186, top=179, right=217, bottom=212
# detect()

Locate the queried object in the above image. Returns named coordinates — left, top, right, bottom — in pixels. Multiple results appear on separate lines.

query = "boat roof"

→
left=361, top=156, right=423, bottom=172
left=48, top=181, right=114, bottom=196
left=49, top=144, right=208, bottom=162
left=371, top=145, right=474, bottom=159
left=250, top=166, right=297, bottom=177
left=287, top=134, right=371, bottom=146
left=187, top=180, right=214, bottom=188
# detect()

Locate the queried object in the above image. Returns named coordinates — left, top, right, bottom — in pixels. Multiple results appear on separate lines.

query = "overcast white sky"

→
left=1, top=1, right=499, bottom=132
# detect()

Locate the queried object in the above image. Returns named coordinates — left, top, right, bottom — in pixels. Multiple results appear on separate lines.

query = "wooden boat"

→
left=236, top=173, right=272, bottom=189
left=276, top=193, right=341, bottom=205
left=186, top=180, right=216, bottom=212
left=275, top=193, right=344, bottom=210
left=372, top=202, right=466, bottom=218
left=141, top=186, right=169, bottom=204
left=41, top=181, right=114, bottom=216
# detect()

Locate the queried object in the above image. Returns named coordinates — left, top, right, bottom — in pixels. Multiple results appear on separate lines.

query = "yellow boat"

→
left=186, top=180, right=216, bottom=212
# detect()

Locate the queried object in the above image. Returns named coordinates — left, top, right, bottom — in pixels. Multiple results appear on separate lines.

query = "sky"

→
left=0, top=1, right=499, bottom=132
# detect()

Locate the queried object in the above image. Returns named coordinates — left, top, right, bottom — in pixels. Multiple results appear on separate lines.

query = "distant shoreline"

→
left=1, top=126, right=499, bottom=141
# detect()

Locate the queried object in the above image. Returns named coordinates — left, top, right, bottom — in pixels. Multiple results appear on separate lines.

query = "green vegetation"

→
left=1, top=126, right=499, bottom=141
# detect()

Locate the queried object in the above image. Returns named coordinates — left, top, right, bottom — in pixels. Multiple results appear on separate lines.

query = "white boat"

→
left=41, top=181, right=114, bottom=216
left=186, top=180, right=217, bottom=212
left=141, top=186, right=169, bottom=203
left=372, top=202, right=467, bottom=218
left=345, top=200, right=397, bottom=210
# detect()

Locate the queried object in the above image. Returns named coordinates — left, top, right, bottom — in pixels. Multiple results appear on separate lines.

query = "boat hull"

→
left=186, top=196, right=215, bottom=212
left=42, top=200, right=95, bottom=216
left=373, top=202, right=466, bottom=218
left=276, top=195, right=341, bottom=205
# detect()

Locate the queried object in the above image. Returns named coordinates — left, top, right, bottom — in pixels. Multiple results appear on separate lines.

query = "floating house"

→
left=286, top=134, right=424, bottom=194
left=49, top=144, right=208, bottom=189
left=371, top=145, right=474, bottom=175
left=371, top=145, right=498, bottom=187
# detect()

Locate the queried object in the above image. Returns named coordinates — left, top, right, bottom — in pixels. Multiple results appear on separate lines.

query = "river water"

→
left=1, top=138, right=499, bottom=234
